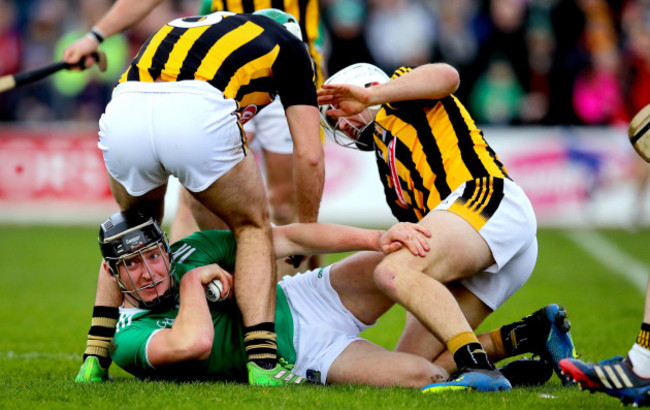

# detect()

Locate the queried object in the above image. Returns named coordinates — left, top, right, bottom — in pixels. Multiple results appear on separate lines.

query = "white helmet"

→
left=320, top=63, right=389, bottom=150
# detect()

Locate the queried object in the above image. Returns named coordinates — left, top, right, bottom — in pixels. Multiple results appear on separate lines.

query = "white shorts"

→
left=436, top=178, right=538, bottom=310
left=244, top=98, right=293, bottom=154
left=98, top=81, right=245, bottom=195
left=278, top=265, right=372, bottom=384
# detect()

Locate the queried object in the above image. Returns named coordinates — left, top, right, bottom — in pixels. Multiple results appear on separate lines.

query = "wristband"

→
left=87, top=27, right=105, bottom=45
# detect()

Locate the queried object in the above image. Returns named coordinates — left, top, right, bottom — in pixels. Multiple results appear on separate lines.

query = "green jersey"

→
left=111, top=230, right=296, bottom=381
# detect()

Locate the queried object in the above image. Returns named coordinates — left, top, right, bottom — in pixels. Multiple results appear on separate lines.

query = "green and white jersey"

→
left=111, top=230, right=296, bottom=381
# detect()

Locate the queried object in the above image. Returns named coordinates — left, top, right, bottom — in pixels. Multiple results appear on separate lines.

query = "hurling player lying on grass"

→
left=78, top=210, right=575, bottom=391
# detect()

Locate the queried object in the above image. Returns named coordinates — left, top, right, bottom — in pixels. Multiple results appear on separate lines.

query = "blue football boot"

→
left=421, top=367, right=512, bottom=393
left=521, top=304, right=578, bottom=385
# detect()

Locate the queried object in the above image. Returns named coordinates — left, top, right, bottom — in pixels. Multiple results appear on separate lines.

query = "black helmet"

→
left=99, top=211, right=167, bottom=265
left=99, top=211, right=175, bottom=310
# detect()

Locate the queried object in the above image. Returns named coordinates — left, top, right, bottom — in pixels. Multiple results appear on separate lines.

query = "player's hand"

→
left=196, top=263, right=234, bottom=300
left=317, top=84, right=372, bottom=117
left=378, top=222, right=431, bottom=256
left=62, top=36, right=100, bottom=70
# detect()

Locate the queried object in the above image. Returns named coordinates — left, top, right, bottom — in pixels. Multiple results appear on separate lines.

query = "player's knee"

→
left=224, top=205, right=271, bottom=231
left=374, top=260, right=400, bottom=296
left=269, top=202, right=297, bottom=226
left=391, top=356, right=448, bottom=388
left=267, top=187, right=296, bottom=226
left=231, top=219, right=271, bottom=238
left=414, top=362, right=448, bottom=388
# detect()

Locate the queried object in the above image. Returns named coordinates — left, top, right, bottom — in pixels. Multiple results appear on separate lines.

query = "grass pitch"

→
left=0, top=225, right=647, bottom=408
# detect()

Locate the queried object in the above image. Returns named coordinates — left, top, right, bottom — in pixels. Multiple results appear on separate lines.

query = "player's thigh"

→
left=330, top=252, right=394, bottom=325
left=182, top=188, right=229, bottom=231
left=107, top=173, right=167, bottom=222
left=328, top=339, right=447, bottom=387
left=380, top=210, right=494, bottom=283
left=192, top=154, right=269, bottom=228
left=420, top=210, right=494, bottom=280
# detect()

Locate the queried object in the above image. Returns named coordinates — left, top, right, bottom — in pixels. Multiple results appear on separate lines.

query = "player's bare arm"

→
left=284, top=104, right=324, bottom=223
left=317, top=84, right=373, bottom=117
left=147, top=264, right=230, bottom=367
left=271, top=222, right=431, bottom=259
left=62, top=0, right=165, bottom=67
left=318, top=63, right=460, bottom=118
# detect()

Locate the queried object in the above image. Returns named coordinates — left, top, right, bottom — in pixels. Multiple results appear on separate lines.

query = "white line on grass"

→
left=564, top=230, right=648, bottom=293
left=0, top=351, right=79, bottom=361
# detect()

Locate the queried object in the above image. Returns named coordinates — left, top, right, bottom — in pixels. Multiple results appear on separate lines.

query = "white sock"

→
left=628, top=344, right=650, bottom=378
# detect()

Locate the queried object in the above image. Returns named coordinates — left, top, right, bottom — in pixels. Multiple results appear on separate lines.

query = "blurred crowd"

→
left=1, top=0, right=650, bottom=126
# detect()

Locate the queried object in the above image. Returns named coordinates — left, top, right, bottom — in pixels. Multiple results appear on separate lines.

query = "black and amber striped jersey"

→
left=200, top=0, right=324, bottom=86
left=118, top=12, right=317, bottom=116
left=371, top=67, right=510, bottom=223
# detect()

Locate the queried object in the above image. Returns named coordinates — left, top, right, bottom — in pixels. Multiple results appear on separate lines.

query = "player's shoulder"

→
left=172, top=229, right=232, bottom=245
left=243, top=14, right=303, bottom=47
left=170, top=230, right=235, bottom=258
left=246, top=14, right=288, bottom=33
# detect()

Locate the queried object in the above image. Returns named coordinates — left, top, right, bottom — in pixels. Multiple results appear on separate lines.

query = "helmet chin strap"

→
left=122, top=272, right=175, bottom=309
left=356, top=122, right=376, bottom=151
left=137, top=289, right=177, bottom=311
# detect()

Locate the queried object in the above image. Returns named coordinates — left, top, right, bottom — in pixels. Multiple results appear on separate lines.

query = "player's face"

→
left=334, top=110, right=374, bottom=141
left=117, top=245, right=171, bottom=301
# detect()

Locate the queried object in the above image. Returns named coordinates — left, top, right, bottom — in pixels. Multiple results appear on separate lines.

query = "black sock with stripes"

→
left=453, top=343, right=494, bottom=371
left=448, top=332, right=493, bottom=371
left=498, top=320, right=532, bottom=357
left=244, top=322, right=278, bottom=370
left=498, top=307, right=554, bottom=357
left=637, top=323, right=650, bottom=350
left=83, top=306, right=119, bottom=369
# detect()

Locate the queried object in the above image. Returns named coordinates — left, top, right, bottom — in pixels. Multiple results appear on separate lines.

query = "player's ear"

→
left=101, top=261, right=116, bottom=281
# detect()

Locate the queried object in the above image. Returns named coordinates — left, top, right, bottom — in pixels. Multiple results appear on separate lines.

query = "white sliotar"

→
left=206, top=279, right=224, bottom=302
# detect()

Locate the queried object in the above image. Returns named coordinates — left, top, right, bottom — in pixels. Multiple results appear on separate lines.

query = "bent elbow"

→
left=307, top=154, right=324, bottom=169
left=178, top=332, right=213, bottom=361
left=295, top=150, right=325, bottom=170
left=192, top=334, right=214, bottom=361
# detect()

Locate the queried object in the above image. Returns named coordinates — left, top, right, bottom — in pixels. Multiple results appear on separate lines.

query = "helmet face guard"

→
left=319, top=63, right=390, bottom=151
left=99, top=212, right=175, bottom=310
left=110, top=242, right=174, bottom=310
left=319, top=108, right=376, bottom=150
